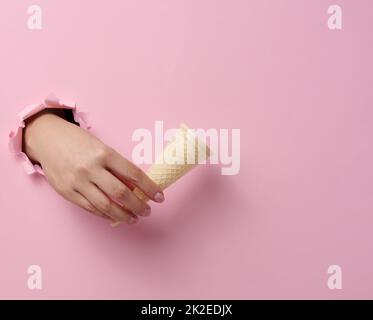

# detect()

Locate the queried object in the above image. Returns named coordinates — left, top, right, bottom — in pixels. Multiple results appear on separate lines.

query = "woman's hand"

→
left=23, top=110, right=164, bottom=224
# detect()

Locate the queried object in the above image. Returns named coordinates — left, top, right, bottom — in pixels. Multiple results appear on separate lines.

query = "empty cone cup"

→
left=111, top=123, right=211, bottom=227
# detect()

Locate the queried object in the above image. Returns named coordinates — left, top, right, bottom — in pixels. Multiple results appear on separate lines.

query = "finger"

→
left=91, top=169, right=151, bottom=217
left=106, top=150, right=165, bottom=203
left=78, top=182, right=138, bottom=224
left=68, top=190, right=111, bottom=220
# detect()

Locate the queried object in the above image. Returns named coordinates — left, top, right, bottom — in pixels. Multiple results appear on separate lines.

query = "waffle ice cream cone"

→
left=112, top=123, right=211, bottom=227
left=134, top=123, right=211, bottom=201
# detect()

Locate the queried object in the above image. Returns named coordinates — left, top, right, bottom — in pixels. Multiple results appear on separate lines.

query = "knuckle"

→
left=132, top=167, right=143, bottom=181
left=95, top=146, right=112, bottom=163
left=56, top=185, right=71, bottom=197
left=84, top=202, right=96, bottom=212
left=112, top=185, right=129, bottom=200
left=54, top=179, right=74, bottom=196
left=97, top=199, right=112, bottom=213
left=74, top=162, right=91, bottom=175
left=67, top=174, right=81, bottom=188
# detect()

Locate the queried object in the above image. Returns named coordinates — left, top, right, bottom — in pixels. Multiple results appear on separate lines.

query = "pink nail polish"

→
left=143, top=206, right=151, bottom=216
left=128, top=217, right=138, bottom=224
left=154, top=192, right=165, bottom=203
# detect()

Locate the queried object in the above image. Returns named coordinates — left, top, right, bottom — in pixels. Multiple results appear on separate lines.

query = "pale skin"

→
left=23, top=109, right=165, bottom=225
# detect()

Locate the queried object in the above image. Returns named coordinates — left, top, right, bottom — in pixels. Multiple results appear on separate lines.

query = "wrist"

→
left=23, top=110, right=66, bottom=164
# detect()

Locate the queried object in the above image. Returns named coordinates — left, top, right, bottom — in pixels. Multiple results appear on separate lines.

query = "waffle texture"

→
left=133, top=123, right=211, bottom=202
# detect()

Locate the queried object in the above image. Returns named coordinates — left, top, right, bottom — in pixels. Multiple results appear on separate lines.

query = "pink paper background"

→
left=1, top=0, right=372, bottom=299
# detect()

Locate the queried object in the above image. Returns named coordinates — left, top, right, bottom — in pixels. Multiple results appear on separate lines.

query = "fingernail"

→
left=111, top=221, right=121, bottom=227
left=154, top=192, right=165, bottom=203
left=128, top=216, right=138, bottom=224
left=143, top=206, right=151, bottom=216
